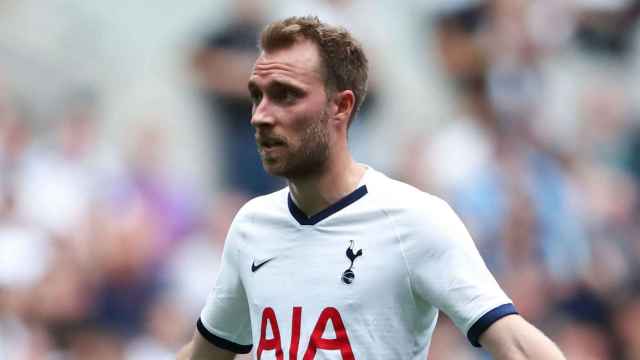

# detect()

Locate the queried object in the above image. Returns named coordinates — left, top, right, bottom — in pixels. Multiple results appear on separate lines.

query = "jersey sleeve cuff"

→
left=196, top=318, right=253, bottom=354
left=467, top=303, right=518, bottom=347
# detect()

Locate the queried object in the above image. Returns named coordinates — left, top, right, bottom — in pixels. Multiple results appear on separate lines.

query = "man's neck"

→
left=288, top=156, right=366, bottom=218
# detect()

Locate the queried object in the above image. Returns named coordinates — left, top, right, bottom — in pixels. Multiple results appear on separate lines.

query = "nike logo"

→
left=251, top=258, right=274, bottom=272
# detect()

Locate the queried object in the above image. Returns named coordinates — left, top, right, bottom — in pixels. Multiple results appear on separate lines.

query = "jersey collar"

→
left=287, top=185, right=368, bottom=226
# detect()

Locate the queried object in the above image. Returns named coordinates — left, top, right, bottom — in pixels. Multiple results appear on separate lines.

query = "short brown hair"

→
left=259, top=16, right=368, bottom=125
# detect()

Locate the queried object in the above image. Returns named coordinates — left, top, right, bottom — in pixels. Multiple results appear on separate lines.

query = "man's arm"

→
left=177, top=331, right=236, bottom=360
left=479, top=314, right=566, bottom=359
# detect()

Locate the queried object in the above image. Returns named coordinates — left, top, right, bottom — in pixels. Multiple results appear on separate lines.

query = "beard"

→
left=257, top=107, right=331, bottom=180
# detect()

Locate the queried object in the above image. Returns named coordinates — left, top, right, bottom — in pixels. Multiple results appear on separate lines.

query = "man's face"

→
left=248, top=40, right=333, bottom=179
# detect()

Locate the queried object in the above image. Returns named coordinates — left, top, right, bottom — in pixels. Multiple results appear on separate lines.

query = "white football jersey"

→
left=199, top=167, right=516, bottom=359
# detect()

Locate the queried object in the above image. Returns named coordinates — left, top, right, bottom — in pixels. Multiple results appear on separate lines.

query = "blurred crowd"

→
left=410, top=0, right=640, bottom=359
left=1, top=0, right=640, bottom=359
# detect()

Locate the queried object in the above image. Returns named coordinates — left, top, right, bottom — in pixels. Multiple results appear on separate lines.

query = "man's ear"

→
left=330, top=90, right=355, bottom=127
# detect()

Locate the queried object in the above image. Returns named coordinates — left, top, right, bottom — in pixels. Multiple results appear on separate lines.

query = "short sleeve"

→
left=397, top=195, right=517, bottom=347
left=198, top=216, right=253, bottom=354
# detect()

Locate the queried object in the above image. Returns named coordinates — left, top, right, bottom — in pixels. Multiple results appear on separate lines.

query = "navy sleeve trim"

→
left=467, top=303, right=519, bottom=347
left=196, top=318, right=253, bottom=354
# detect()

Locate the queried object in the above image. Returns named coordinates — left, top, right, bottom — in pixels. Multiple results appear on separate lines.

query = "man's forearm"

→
left=177, top=332, right=238, bottom=360
left=481, top=315, right=566, bottom=360
left=488, top=327, right=565, bottom=360
left=176, top=341, right=194, bottom=360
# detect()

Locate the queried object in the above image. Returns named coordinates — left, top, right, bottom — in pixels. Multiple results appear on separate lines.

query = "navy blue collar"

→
left=288, top=185, right=368, bottom=225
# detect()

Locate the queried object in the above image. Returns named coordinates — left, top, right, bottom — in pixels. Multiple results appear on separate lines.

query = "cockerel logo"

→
left=342, top=240, right=363, bottom=285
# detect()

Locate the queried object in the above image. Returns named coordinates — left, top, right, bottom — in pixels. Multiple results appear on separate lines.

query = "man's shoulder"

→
left=367, top=169, right=467, bottom=246
left=366, top=168, right=446, bottom=212
left=234, top=187, right=290, bottom=221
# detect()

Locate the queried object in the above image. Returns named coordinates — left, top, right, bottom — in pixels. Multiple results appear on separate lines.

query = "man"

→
left=178, top=16, right=565, bottom=360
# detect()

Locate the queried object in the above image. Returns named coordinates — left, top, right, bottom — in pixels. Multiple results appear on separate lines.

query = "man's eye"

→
left=283, top=91, right=296, bottom=102
left=250, top=92, right=262, bottom=105
left=273, top=88, right=297, bottom=103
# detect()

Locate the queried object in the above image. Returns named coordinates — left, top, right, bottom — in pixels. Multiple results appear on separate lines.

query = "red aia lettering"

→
left=303, top=307, right=355, bottom=360
left=257, top=307, right=284, bottom=360
left=258, top=307, right=355, bottom=360
left=289, top=307, right=302, bottom=360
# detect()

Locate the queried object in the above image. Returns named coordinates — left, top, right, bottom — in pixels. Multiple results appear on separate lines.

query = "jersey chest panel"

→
left=243, top=218, right=408, bottom=306
left=238, top=213, right=423, bottom=359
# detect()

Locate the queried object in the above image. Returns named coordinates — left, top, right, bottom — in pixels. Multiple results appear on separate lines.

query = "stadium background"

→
left=1, top=0, right=640, bottom=358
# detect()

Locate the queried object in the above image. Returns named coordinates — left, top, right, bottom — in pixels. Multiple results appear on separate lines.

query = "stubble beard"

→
left=261, top=108, right=331, bottom=180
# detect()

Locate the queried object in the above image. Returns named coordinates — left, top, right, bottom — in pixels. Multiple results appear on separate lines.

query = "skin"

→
left=248, top=56, right=331, bottom=181
left=177, top=39, right=566, bottom=360
left=247, top=39, right=364, bottom=216
left=480, top=314, right=566, bottom=360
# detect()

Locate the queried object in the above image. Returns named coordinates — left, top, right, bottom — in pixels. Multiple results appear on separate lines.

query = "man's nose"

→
left=250, top=99, right=275, bottom=128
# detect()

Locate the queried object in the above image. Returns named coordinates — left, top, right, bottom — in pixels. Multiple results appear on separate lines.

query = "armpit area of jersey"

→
left=197, top=318, right=253, bottom=354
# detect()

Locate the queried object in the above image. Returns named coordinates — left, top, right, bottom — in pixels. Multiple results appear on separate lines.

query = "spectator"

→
left=191, top=0, right=283, bottom=197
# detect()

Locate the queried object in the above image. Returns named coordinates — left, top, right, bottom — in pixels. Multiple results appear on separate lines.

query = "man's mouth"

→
left=257, top=137, right=286, bottom=149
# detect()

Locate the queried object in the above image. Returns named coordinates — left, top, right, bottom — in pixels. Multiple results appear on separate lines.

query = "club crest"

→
left=342, top=240, right=363, bottom=285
